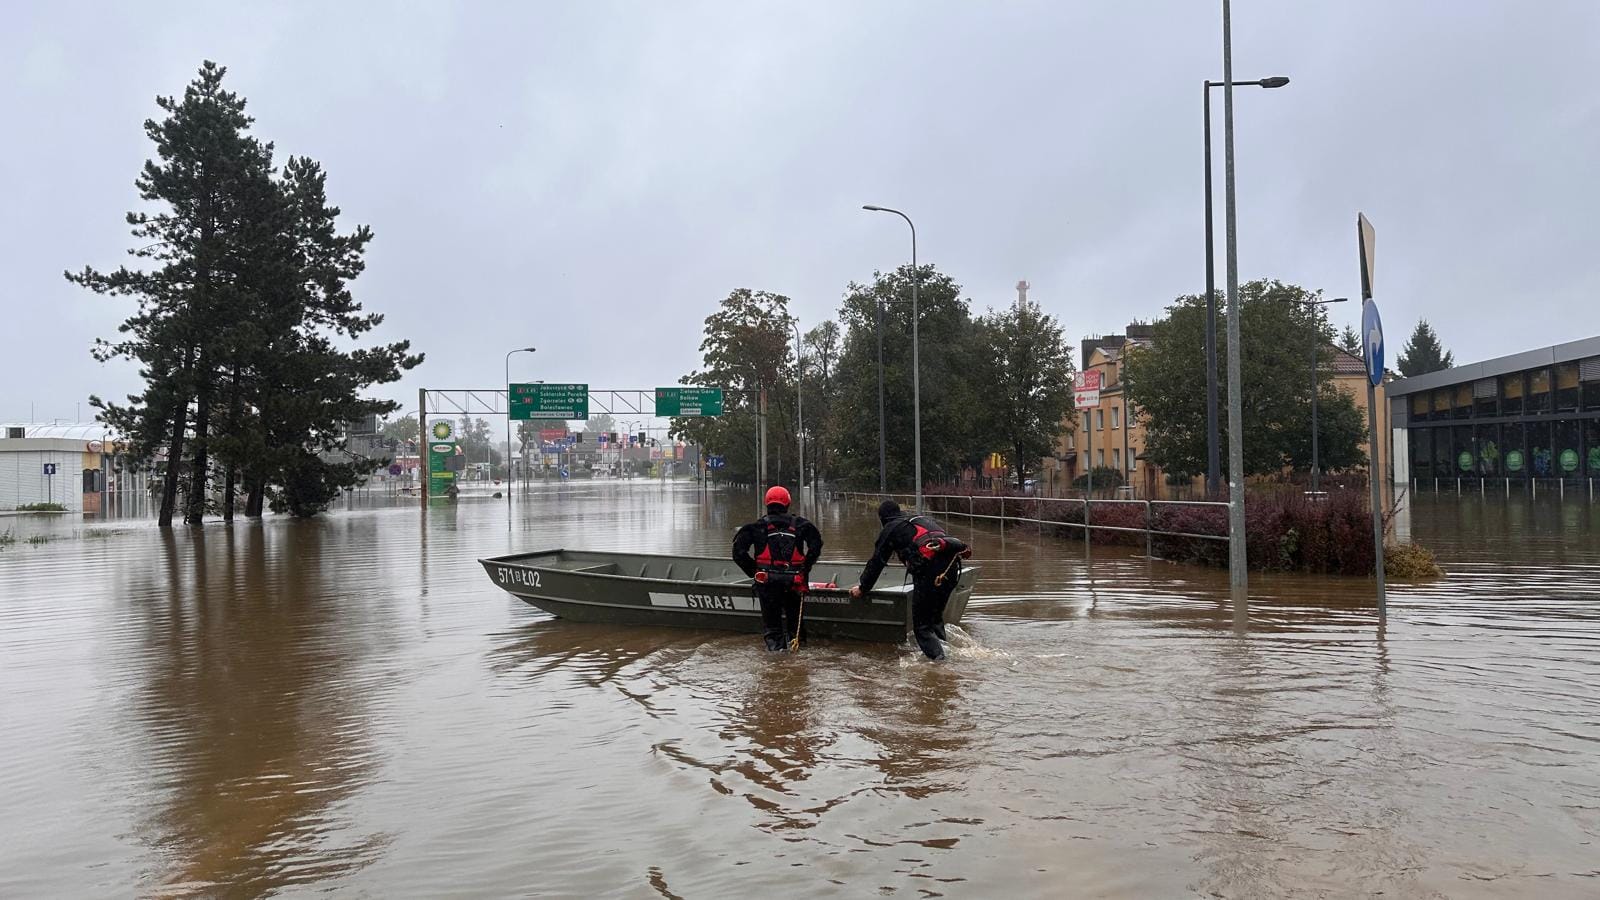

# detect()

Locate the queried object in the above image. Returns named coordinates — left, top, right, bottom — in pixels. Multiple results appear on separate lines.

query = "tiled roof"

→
left=1328, top=347, right=1367, bottom=375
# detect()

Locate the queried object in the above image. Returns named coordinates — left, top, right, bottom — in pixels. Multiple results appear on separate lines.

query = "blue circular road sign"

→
left=1361, top=299, right=1384, bottom=387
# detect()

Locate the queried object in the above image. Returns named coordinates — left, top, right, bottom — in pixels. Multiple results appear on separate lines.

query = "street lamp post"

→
left=1280, top=296, right=1348, bottom=493
left=791, top=319, right=805, bottom=499
left=875, top=297, right=887, bottom=493
left=504, top=346, right=537, bottom=531
left=1204, top=74, right=1288, bottom=498
left=863, top=204, right=921, bottom=510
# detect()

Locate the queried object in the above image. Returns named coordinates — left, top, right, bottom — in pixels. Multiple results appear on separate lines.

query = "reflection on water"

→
left=1, top=484, right=1597, bottom=897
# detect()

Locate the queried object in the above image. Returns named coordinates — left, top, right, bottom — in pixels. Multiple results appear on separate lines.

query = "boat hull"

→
left=480, top=549, right=978, bottom=645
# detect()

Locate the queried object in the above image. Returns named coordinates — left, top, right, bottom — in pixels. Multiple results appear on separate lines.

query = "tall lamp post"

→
left=791, top=319, right=806, bottom=498
left=863, top=204, right=921, bottom=510
left=1280, top=296, right=1348, bottom=493
left=1204, top=74, right=1288, bottom=497
left=504, top=346, right=537, bottom=531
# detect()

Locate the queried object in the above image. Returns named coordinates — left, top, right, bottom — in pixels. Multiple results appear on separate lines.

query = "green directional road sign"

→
left=655, top=386, right=724, bottom=417
left=509, top=383, right=589, bottom=420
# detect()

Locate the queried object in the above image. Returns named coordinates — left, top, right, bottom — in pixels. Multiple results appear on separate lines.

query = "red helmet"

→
left=764, top=485, right=791, bottom=508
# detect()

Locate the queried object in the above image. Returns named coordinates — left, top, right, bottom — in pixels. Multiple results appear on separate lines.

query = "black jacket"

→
left=732, top=512, right=824, bottom=580
left=857, top=514, right=947, bottom=592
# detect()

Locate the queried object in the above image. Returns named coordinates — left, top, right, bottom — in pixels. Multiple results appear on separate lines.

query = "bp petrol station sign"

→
left=427, top=420, right=457, bottom=493
left=655, top=387, right=723, bottom=417
left=509, top=383, right=589, bottom=420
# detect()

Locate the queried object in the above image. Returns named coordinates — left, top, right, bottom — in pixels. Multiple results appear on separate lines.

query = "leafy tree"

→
left=382, top=414, right=419, bottom=445
left=669, top=289, right=797, bottom=485
left=802, top=321, right=841, bottom=482
left=581, top=413, right=617, bottom=438
left=1397, top=318, right=1454, bottom=376
left=827, top=265, right=983, bottom=491
left=974, top=299, right=1074, bottom=487
left=1337, top=324, right=1362, bottom=358
left=1122, top=280, right=1367, bottom=478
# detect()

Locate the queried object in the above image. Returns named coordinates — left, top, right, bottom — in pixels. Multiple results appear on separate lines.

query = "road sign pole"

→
left=1358, top=213, right=1386, bottom=619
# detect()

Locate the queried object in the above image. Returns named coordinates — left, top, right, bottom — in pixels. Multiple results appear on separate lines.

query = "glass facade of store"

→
left=1406, top=357, right=1600, bottom=482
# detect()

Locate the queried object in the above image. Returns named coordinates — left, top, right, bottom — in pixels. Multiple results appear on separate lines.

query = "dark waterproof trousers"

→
left=757, top=583, right=805, bottom=651
left=910, top=570, right=958, bottom=660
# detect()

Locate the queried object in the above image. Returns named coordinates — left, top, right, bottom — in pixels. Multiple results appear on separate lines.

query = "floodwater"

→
left=2, top=484, right=1598, bottom=898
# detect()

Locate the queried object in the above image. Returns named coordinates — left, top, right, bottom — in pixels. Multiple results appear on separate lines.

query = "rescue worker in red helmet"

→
left=850, top=500, right=970, bottom=660
left=733, top=486, right=824, bottom=651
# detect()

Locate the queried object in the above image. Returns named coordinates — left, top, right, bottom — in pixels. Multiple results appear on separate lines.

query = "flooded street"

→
left=3, top=484, right=1598, bottom=898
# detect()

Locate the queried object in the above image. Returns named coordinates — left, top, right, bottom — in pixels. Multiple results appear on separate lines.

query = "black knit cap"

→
left=877, top=500, right=901, bottom=523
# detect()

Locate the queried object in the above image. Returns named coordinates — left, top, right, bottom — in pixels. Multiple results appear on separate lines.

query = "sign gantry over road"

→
left=509, top=383, right=589, bottom=420
left=655, top=387, right=724, bottom=417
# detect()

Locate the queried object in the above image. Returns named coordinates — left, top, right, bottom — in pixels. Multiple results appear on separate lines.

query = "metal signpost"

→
left=653, top=387, right=724, bottom=417
left=1074, top=370, right=1101, bottom=508
left=43, top=462, right=57, bottom=505
left=1358, top=212, right=1387, bottom=618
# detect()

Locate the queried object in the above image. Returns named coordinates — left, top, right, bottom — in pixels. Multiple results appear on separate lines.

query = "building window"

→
left=1529, top=368, right=1551, bottom=415
left=1473, top=379, right=1497, bottom=418
left=1475, top=423, right=1500, bottom=476
left=1096, top=409, right=1104, bottom=430
left=1410, top=429, right=1432, bottom=480
left=1111, top=407, right=1120, bottom=429
left=1453, top=426, right=1474, bottom=476
left=4, top=427, right=22, bottom=439
left=1453, top=383, right=1473, bottom=419
left=1097, top=449, right=1104, bottom=467
left=1129, top=452, right=1137, bottom=471
left=1586, top=420, right=1600, bottom=477
left=1583, top=358, right=1600, bottom=412
left=1432, top=389, right=1452, bottom=419
left=1503, top=422, right=1527, bottom=478
left=1501, top=372, right=1525, bottom=416
left=1555, top=363, right=1580, bottom=412
left=1432, top=426, right=1454, bottom=477
left=1527, top=421, right=1553, bottom=476
left=1555, top=419, right=1581, bottom=478
left=1112, top=448, right=1121, bottom=470
left=1410, top=393, right=1430, bottom=422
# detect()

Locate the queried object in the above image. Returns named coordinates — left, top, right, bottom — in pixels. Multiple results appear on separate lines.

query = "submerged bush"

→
left=1385, top=542, right=1444, bottom=579
left=16, top=502, right=66, bottom=512
left=920, top=484, right=1428, bottom=577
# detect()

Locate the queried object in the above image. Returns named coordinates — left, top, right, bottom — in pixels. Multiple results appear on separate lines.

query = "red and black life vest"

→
left=899, top=515, right=972, bottom=572
left=754, top=514, right=807, bottom=586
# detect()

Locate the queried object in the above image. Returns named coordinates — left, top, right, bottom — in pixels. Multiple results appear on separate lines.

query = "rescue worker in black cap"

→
left=850, top=500, right=970, bottom=660
left=733, top=486, right=824, bottom=651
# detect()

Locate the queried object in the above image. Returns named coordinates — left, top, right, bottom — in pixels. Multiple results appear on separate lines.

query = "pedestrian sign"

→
left=655, top=387, right=723, bottom=417
left=510, top=383, right=589, bottom=420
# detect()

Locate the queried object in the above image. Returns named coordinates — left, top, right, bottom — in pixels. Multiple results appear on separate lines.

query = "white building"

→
left=0, top=423, right=150, bottom=514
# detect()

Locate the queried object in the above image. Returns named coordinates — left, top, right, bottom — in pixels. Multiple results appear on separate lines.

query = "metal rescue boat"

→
left=479, top=549, right=979, bottom=644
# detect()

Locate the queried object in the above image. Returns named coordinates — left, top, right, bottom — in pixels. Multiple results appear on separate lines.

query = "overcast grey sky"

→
left=3, top=1, right=1597, bottom=425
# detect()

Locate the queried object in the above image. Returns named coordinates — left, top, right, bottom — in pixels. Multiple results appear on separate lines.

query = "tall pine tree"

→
left=71, top=62, right=421, bottom=524
left=1397, top=318, right=1454, bottom=376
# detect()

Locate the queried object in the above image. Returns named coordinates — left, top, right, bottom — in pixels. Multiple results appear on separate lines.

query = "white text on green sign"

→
left=655, top=387, right=724, bottom=417
left=509, top=383, right=589, bottom=420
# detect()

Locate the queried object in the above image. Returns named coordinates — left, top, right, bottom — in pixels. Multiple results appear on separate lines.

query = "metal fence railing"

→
left=830, top=491, right=1230, bottom=557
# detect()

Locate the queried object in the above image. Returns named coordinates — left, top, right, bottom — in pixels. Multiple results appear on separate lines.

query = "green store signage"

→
left=1560, top=448, right=1580, bottom=473
left=1457, top=450, right=1473, bottom=472
left=1505, top=449, right=1524, bottom=473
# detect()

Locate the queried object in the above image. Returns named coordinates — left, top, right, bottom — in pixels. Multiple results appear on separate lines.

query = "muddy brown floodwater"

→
left=2, top=484, right=1598, bottom=898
